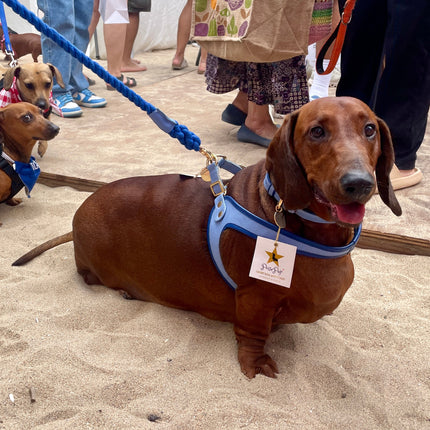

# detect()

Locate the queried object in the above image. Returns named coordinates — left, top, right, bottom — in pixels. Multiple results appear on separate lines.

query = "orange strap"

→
left=316, top=0, right=357, bottom=75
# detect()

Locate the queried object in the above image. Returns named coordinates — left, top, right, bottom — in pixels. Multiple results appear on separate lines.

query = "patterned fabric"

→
left=194, top=0, right=333, bottom=44
left=194, top=0, right=252, bottom=39
left=205, top=54, right=309, bottom=115
left=309, top=0, right=333, bottom=44
left=0, top=77, right=62, bottom=116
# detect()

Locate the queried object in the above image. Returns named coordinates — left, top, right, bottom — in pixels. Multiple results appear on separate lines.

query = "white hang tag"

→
left=249, top=236, right=297, bottom=288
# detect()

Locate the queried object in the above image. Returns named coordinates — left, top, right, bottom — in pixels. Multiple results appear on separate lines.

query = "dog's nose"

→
left=340, top=170, right=375, bottom=199
left=35, top=99, right=48, bottom=110
left=48, top=122, right=60, bottom=137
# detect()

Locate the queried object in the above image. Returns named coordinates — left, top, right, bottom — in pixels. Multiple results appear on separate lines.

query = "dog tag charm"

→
left=198, top=167, right=211, bottom=182
left=274, top=210, right=286, bottom=229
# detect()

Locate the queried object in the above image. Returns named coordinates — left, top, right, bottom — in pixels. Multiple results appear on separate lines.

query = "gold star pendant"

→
left=265, top=247, right=284, bottom=266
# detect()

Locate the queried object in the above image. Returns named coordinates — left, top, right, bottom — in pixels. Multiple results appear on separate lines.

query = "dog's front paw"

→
left=6, top=197, right=22, bottom=206
left=239, top=351, right=279, bottom=378
left=38, top=140, right=48, bottom=157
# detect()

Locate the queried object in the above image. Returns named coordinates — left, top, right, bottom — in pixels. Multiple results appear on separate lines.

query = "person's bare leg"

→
left=245, top=102, right=278, bottom=140
left=121, top=12, right=147, bottom=72
left=231, top=90, right=248, bottom=114
left=172, top=0, right=192, bottom=68
left=197, top=46, right=208, bottom=74
left=88, top=0, right=100, bottom=39
left=104, top=22, right=135, bottom=86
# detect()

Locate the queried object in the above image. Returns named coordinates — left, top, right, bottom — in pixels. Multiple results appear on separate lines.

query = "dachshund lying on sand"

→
left=13, top=97, right=401, bottom=378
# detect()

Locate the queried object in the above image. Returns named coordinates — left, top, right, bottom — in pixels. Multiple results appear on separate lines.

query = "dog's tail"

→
left=12, top=232, right=73, bottom=266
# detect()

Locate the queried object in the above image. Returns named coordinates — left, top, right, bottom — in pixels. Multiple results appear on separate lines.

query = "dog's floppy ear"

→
left=265, top=111, right=313, bottom=210
left=375, top=118, right=402, bottom=216
left=2, top=66, right=20, bottom=90
left=48, top=63, right=65, bottom=88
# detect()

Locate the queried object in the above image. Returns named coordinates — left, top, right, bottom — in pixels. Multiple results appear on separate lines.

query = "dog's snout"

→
left=48, top=122, right=60, bottom=137
left=340, top=171, right=375, bottom=199
left=35, top=98, right=48, bottom=110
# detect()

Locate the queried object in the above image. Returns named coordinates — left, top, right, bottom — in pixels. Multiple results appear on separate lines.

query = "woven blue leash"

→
left=1, top=0, right=201, bottom=152
left=0, top=1, right=17, bottom=65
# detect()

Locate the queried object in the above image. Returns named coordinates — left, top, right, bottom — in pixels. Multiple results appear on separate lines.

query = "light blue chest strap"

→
left=205, top=164, right=361, bottom=290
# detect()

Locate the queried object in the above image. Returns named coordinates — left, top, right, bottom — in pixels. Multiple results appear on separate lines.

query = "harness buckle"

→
left=210, top=179, right=225, bottom=197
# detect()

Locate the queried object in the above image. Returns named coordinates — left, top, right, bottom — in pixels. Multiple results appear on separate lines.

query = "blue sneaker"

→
left=72, top=88, right=107, bottom=108
left=53, top=93, right=82, bottom=118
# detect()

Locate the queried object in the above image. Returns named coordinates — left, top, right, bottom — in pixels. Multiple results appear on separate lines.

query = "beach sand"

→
left=0, top=49, right=429, bottom=429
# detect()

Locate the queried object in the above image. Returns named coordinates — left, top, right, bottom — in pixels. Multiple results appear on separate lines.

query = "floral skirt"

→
left=205, top=54, right=309, bottom=115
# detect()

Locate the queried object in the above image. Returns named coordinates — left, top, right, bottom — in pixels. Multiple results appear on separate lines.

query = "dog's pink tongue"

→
left=334, top=202, right=365, bottom=225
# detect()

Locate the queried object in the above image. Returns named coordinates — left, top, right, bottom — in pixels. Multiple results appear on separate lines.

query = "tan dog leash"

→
left=315, top=0, right=357, bottom=75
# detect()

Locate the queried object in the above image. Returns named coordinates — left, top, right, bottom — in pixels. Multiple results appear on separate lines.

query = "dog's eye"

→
left=25, top=83, right=34, bottom=90
left=22, top=113, right=33, bottom=123
left=44, top=82, right=51, bottom=89
left=310, top=126, right=325, bottom=139
left=365, top=124, right=376, bottom=138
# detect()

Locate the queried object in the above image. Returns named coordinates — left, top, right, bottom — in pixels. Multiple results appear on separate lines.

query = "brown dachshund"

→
left=13, top=97, right=401, bottom=378
left=0, top=27, right=41, bottom=63
left=0, top=103, right=59, bottom=214
left=1, top=63, right=64, bottom=157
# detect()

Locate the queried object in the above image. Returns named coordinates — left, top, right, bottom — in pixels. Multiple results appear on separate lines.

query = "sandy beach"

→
left=1, top=47, right=429, bottom=429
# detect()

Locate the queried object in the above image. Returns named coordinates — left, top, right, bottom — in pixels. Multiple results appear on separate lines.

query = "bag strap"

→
left=315, top=0, right=357, bottom=75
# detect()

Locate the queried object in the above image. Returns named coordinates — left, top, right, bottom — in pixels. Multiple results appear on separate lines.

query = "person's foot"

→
left=121, top=60, right=147, bottom=73
left=84, top=75, right=96, bottom=86
left=172, top=57, right=188, bottom=70
left=390, top=165, right=423, bottom=190
left=222, top=104, right=247, bottom=126
left=244, top=120, right=279, bottom=141
left=72, top=89, right=107, bottom=108
left=53, top=92, right=82, bottom=118
left=197, top=61, right=206, bottom=74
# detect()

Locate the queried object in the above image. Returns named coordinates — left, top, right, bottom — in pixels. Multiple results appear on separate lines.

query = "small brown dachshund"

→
left=0, top=27, right=41, bottom=63
left=13, top=97, right=401, bottom=378
left=0, top=102, right=59, bottom=217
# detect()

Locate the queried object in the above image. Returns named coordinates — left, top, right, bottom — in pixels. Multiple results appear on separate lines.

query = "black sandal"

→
left=107, top=74, right=137, bottom=90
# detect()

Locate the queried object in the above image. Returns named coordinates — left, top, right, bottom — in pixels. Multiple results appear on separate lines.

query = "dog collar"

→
left=263, top=173, right=334, bottom=224
left=206, top=165, right=361, bottom=290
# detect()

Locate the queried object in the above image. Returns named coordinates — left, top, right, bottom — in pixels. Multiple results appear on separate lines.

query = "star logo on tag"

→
left=250, top=237, right=297, bottom=288
left=265, top=247, right=283, bottom=266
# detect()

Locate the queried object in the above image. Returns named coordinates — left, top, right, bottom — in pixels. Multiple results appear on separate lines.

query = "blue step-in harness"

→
left=205, top=163, right=361, bottom=290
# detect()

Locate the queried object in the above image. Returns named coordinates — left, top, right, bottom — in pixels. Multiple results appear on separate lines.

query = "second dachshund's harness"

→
left=204, top=160, right=361, bottom=290
left=0, top=150, right=40, bottom=202
left=0, top=151, right=24, bottom=202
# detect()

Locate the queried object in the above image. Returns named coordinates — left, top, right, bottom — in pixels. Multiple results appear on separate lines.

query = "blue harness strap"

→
left=207, top=195, right=361, bottom=290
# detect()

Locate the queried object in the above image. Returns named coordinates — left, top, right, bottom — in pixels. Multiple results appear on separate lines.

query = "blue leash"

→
left=0, top=1, right=17, bottom=66
left=1, top=0, right=202, bottom=152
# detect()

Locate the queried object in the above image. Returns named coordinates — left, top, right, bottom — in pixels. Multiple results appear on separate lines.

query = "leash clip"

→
left=5, top=50, right=17, bottom=67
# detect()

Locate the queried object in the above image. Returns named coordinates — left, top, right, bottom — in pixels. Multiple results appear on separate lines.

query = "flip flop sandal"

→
left=172, top=59, right=188, bottom=70
left=107, top=74, right=137, bottom=91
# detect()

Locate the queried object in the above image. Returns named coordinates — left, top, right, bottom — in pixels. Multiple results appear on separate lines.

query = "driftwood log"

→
left=38, top=172, right=430, bottom=257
